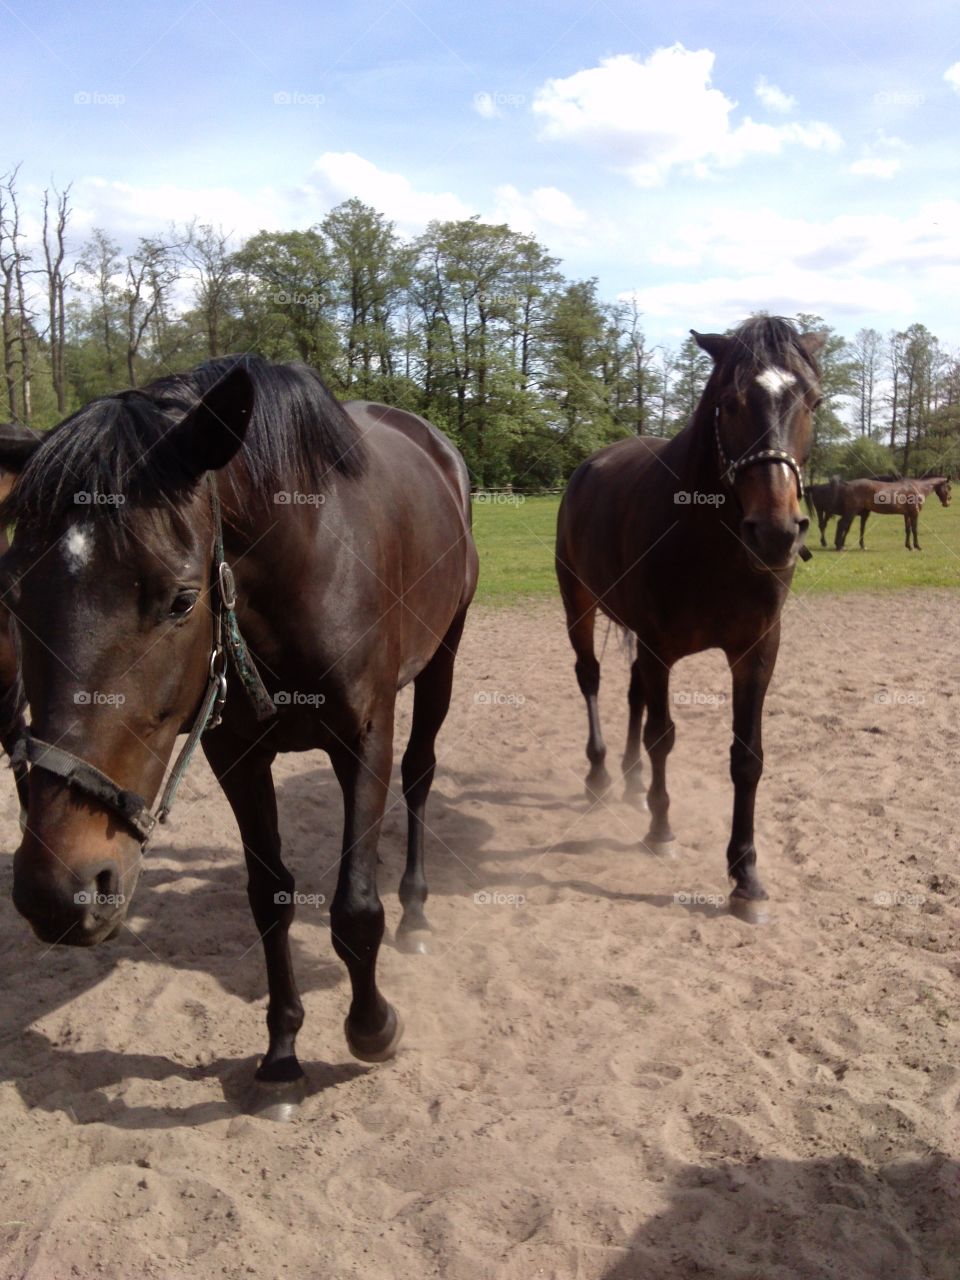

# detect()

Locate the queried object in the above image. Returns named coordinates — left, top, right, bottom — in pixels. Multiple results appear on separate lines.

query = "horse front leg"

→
left=329, top=715, right=403, bottom=1063
left=202, top=732, right=306, bottom=1117
left=725, top=631, right=779, bottom=923
left=639, top=657, right=676, bottom=855
left=621, top=651, right=647, bottom=809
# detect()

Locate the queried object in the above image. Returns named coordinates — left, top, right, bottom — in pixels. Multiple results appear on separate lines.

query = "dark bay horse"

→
left=0, top=357, right=477, bottom=1109
left=805, top=476, right=842, bottom=547
left=834, top=477, right=951, bottom=550
left=556, top=317, right=823, bottom=922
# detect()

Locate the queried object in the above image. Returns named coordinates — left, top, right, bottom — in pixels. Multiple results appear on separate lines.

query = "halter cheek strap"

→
left=714, top=411, right=805, bottom=501
left=11, top=480, right=277, bottom=846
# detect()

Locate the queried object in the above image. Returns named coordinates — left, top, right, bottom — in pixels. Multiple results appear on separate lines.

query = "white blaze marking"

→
left=756, top=367, right=796, bottom=397
left=63, top=525, right=93, bottom=572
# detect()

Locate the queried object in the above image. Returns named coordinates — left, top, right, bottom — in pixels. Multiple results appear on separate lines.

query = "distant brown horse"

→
left=834, top=477, right=952, bottom=550
left=556, top=316, right=823, bottom=922
left=0, top=357, right=477, bottom=1113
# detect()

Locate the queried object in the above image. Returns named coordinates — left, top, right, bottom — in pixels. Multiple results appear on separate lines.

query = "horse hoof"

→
left=623, top=788, right=648, bottom=812
left=396, top=928, right=430, bottom=955
left=729, top=895, right=771, bottom=925
left=245, top=1072, right=306, bottom=1122
left=641, top=837, right=677, bottom=858
left=345, top=1003, right=404, bottom=1064
left=585, top=771, right=612, bottom=801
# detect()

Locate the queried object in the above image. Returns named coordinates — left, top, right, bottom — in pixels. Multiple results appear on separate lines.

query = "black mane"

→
left=3, top=355, right=366, bottom=536
left=719, top=316, right=821, bottom=390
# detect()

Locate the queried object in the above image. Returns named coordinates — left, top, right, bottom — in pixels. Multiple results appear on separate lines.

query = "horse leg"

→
left=913, top=513, right=921, bottom=550
left=818, top=509, right=828, bottom=547
left=202, top=734, right=306, bottom=1113
left=835, top=515, right=851, bottom=550
left=639, top=657, right=676, bottom=854
left=621, top=650, right=647, bottom=809
left=396, top=610, right=467, bottom=955
left=725, top=630, right=779, bottom=923
left=859, top=512, right=868, bottom=549
left=329, top=715, right=403, bottom=1063
left=559, top=577, right=611, bottom=799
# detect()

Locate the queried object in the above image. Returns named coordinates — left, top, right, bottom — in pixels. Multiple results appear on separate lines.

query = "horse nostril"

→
left=797, top=516, right=810, bottom=537
left=94, top=864, right=120, bottom=900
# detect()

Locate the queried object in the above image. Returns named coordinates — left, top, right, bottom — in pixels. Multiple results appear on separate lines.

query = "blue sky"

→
left=3, top=0, right=960, bottom=346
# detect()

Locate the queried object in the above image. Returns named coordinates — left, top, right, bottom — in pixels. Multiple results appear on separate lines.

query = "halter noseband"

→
left=11, top=482, right=277, bottom=845
left=714, top=409, right=805, bottom=501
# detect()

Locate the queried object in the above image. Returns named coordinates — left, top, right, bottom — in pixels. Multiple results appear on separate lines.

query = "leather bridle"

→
left=10, top=483, right=277, bottom=845
left=714, top=409, right=805, bottom=501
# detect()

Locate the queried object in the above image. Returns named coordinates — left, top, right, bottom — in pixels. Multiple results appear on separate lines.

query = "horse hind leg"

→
left=621, top=651, right=647, bottom=810
left=639, top=658, right=677, bottom=855
left=558, top=573, right=611, bottom=800
left=396, top=609, right=467, bottom=955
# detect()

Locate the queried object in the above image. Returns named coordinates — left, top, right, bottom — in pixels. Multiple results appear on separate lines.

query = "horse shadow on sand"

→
left=601, top=1153, right=960, bottom=1280
left=0, top=757, right=499, bottom=1129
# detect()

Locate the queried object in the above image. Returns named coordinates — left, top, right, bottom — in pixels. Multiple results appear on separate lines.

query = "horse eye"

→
left=169, top=589, right=199, bottom=618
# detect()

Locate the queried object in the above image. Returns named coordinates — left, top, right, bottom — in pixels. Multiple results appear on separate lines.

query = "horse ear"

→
left=800, top=330, right=827, bottom=359
left=166, top=363, right=255, bottom=476
left=0, top=424, right=42, bottom=474
left=691, top=330, right=729, bottom=362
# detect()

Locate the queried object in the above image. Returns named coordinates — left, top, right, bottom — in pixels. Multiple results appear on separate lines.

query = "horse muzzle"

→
left=740, top=514, right=809, bottom=570
left=12, top=846, right=132, bottom=946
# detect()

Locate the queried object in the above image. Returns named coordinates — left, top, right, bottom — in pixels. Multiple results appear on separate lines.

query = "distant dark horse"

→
left=556, top=317, right=823, bottom=922
left=0, top=357, right=477, bottom=1111
left=805, top=476, right=843, bottom=547
left=834, top=477, right=952, bottom=550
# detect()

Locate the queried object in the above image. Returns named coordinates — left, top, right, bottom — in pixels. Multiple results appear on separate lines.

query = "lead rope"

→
left=156, top=482, right=276, bottom=824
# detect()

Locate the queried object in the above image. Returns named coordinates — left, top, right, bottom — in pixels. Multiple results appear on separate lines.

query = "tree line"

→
left=2, top=167, right=958, bottom=487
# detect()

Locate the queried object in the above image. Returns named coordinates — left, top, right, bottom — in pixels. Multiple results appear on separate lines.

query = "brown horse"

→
left=834, top=477, right=952, bottom=550
left=0, top=356, right=477, bottom=1112
left=556, top=316, right=823, bottom=922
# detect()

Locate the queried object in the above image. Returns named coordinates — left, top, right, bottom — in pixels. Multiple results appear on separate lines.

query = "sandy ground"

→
left=0, top=590, right=958, bottom=1280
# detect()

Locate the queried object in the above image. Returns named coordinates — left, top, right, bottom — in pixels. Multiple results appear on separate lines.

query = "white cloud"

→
left=71, top=177, right=285, bottom=241
left=303, top=152, right=471, bottom=232
left=532, top=46, right=841, bottom=186
left=850, top=130, right=906, bottom=180
left=755, top=76, right=796, bottom=113
left=944, top=62, right=960, bottom=93
left=491, top=184, right=588, bottom=236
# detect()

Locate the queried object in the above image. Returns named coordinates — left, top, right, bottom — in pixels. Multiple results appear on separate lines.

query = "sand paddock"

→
left=0, top=591, right=958, bottom=1279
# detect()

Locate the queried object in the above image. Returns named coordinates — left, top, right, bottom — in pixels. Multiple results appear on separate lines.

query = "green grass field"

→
left=471, top=494, right=960, bottom=605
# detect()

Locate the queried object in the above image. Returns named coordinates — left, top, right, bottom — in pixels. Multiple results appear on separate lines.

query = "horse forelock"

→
left=1, top=355, right=367, bottom=545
